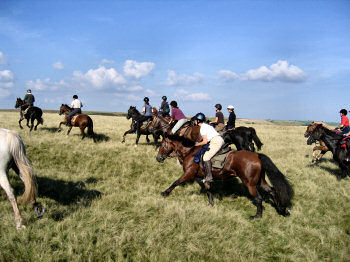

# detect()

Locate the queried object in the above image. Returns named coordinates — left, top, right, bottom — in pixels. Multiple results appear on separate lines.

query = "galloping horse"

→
left=304, top=122, right=333, bottom=163
left=58, top=104, right=96, bottom=142
left=0, top=128, right=44, bottom=229
left=222, top=126, right=263, bottom=152
left=122, top=106, right=161, bottom=146
left=156, top=134, right=293, bottom=218
left=307, top=124, right=350, bottom=179
left=15, top=98, right=43, bottom=131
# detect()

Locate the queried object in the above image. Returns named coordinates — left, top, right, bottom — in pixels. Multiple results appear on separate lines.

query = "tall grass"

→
left=0, top=111, right=349, bottom=261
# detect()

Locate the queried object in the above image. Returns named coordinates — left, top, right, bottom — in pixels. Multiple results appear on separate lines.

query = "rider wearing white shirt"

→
left=67, top=95, right=83, bottom=126
left=193, top=112, right=224, bottom=189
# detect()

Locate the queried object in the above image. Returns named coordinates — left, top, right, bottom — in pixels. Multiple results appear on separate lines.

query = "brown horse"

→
left=58, top=104, right=96, bottom=142
left=304, top=122, right=334, bottom=163
left=156, top=134, right=293, bottom=218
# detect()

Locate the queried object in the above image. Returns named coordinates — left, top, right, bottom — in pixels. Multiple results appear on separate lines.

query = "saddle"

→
left=194, top=145, right=232, bottom=170
left=340, top=136, right=350, bottom=150
left=70, top=114, right=79, bottom=125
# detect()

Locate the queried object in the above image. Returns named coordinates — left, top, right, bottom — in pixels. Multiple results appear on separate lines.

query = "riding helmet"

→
left=144, top=97, right=149, bottom=102
left=193, top=113, right=206, bottom=123
left=215, top=104, right=222, bottom=110
left=73, top=95, right=78, bottom=99
left=27, top=89, right=31, bottom=92
left=170, top=101, right=178, bottom=107
left=162, top=96, right=167, bottom=101
left=340, top=109, right=348, bottom=115
left=227, top=105, right=234, bottom=110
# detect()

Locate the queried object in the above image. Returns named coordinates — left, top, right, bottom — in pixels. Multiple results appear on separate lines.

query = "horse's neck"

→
left=321, top=130, right=341, bottom=153
left=173, top=140, right=197, bottom=160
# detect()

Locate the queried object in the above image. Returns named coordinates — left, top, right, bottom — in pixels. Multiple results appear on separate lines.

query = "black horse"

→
left=222, top=126, right=263, bottom=152
left=121, top=106, right=160, bottom=146
left=307, top=124, right=350, bottom=179
left=15, top=98, right=43, bottom=131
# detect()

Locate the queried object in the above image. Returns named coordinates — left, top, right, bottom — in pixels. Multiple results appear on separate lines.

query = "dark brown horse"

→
left=58, top=104, right=96, bottom=142
left=156, top=134, right=293, bottom=218
left=15, top=98, right=43, bottom=131
left=304, top=122, right=333, bottom=163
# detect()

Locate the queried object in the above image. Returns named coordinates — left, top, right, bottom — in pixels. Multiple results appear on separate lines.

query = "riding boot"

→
left=203, top=160, right=213, bottom=190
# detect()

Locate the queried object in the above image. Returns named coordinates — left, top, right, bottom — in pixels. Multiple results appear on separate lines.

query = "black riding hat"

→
left=340, top=109, right=348, bottom=115
left=162, top=96, right=167, bottom=100
left=73, top=95, right=78, bottom=99
left=144, top=97, right=149, bottom=102
left=215, top=104, right=222, bottom=110
left=193, top=112, right=206, bottom=123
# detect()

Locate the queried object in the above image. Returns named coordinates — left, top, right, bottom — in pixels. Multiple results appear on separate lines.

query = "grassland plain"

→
left=0, top=111, right=349, bottom=262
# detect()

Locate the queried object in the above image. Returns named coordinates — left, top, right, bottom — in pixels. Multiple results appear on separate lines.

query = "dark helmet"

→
left=340, top=109, right=348, bottom=115
left=215, top=104, right=222, bottom=110
left=193, top=112, right=206, bottom=123
left=27, top=89, right=31, bottom=92
left=162, top=96, right=167, bottom=100
left=170, top=100, right=178, bottom=107
left=144, top=97, right=149, bottom=102
left=73, top=95, right=78, bottom=99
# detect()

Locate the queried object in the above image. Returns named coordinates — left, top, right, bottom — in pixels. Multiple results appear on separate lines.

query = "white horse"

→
left=0, top=128, right=43, bottom=229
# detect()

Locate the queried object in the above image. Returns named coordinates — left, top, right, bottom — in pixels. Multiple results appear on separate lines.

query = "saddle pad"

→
left=71, top=115, right=79, bottom=125
left=211, top=148, right=231, bottom=169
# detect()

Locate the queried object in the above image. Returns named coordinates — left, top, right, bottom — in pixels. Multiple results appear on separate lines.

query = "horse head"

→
left=307, top=124, right=324, bottom=145
left=15, top=97, right=24, bottom=108
left=304, top=122, right=318, bottom=138
left=156, top=137, right=175, bottom=163
left=126, top=106, right=139, bottom=120
left=59, top=104, right=70, bottom=115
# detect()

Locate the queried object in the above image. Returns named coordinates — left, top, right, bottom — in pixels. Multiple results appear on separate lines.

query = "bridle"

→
left=150, top=115, right=171, bottom=133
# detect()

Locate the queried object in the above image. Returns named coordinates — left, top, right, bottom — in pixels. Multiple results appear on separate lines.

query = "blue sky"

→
left=0, top=0, right=349, bottom=122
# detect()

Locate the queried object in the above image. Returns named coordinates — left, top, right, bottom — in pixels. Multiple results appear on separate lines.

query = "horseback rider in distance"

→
left=23, top=89, right=35, bottom=116
left=209, top=104, right=225, bottom=132
left=67, top=95, right=83, bottom=126
left=142, top=97, right=153, bottom=122
left=169, top=100, right=187, bottom=134
left=158, top=96, right=170, bottom=117
left=337, top=109, right=350, bottom=136
left=193, top=112, right=225, bottom=189
left=226, top=105, right=236, bottom=130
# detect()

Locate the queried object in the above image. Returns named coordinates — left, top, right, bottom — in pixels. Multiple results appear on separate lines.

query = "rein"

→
left=151, top=115, right=171, bottom=133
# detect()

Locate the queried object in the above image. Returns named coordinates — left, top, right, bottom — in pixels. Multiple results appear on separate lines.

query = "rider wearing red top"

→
left=339, top=109, right=350, bottom=136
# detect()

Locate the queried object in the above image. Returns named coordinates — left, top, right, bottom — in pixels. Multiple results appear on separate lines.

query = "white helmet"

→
left=227, top=105, right=234, bottom=110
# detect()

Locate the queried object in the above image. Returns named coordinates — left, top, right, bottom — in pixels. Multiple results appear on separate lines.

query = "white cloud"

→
left=218, top=70, right=239, bottom=82
left=123, top=60, right=155, bottom=79
left=0, top=51, right=8, bottom=65
left=174, top=89, right=211, bottom=101
left=166, top=70, right=204, bottom=86
left=72, top=66, right=126, bottom=90
left=114, top=93, right=141, bottom=101
left=53, top=61, right=64, bottom=70
left=26, top=78, right=68, bottom=91
left=0, top=70, right=14, bottom=88
left=100, top=59, right=115, bottom=66
left=242, top=60, right=307, bottom=82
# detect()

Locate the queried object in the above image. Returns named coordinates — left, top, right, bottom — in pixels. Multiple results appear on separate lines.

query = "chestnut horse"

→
left=156, top=134, right=293, bottom=218
left=304, top=122, right=333, bottom=163
left=58, top=104, right=96, bottom=142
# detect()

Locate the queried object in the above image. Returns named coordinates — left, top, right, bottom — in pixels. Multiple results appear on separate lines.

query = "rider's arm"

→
left=195, top=135, right=208, bottom=147
left=210, top=117, right=219, bottom=124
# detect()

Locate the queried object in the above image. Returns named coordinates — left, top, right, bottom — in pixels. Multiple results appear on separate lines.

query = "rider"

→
left=23, top=89, right=35, bottom=115
left=226, top=105, right=236, bottom=130
left=142, top=97, right=153, bottom=122
left=67, top=95, right=83, bottom=126
left=338, top=109, right=350, bottom=136
left=193, top=112, right=224, bottom=189
left=169, top=100, right=187, bottom=134
left=158, top=96, right=170, bottom=117
left=209, top=104, right=225, bottom=131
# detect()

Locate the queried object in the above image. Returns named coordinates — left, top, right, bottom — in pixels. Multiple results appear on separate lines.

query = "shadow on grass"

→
left=36, top=176, right=101, bottom=221
left=317, top=165, right=349, bottom=180
left=41, top=126, right=60, bottom=133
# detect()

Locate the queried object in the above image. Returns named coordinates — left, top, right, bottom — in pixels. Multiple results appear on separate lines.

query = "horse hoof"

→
left=134, top=144, right=138, bottom=148
left=16, top=225, right=26, bottom=230
left=249, top=215, right=261, bottom=219
left=161, top=192, right=169, bottom=197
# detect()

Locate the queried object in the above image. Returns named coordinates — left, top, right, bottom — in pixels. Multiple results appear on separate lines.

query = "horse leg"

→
left=248, top=185, right=263, bottom=219
left=161, top=167, right=197, bottom=197
left=122, top=129, right=134, bottom=143
left=34, top=118, right=40, bottom=131
left=67, top=126, right=73, bottom=135
left=0, top=170, right=24, bottom=229
left=18, top=114, right=24, bottom=129
left=30, top=117, right=35, bottom=132
left=206, top=190, right=214, bottom=206
left=80, top=127, right=86, bottom=140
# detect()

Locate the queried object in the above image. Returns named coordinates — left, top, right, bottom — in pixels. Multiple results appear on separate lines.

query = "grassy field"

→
left=0, top=111, right=349, bottom=261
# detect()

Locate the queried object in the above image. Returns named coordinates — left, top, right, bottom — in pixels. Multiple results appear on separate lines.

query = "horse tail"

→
left=87, top=117, right=96, bottom=142
left=7, top=131, right=37, bottom=205
left=258, top=154, right=293, bottom=210
left=250, top=128, right=263, bottom=150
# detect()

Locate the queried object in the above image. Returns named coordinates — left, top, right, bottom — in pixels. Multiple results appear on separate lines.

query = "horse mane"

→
left=317, top=125, right=343, bottom=139
left=312, top=121, right=334, bottom=131
left=167, top=134, right=196, bottom=147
